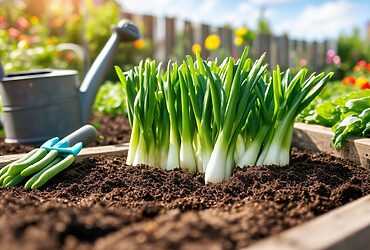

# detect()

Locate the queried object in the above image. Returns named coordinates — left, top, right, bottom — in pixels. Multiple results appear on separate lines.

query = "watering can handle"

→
left=63, top=125, right=97, bottom=147
left=113, top=19, right=140, bottom=42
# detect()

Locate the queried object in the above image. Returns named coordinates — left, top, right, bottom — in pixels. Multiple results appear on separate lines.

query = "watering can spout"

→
left=79, top=19, right=140, bottom=124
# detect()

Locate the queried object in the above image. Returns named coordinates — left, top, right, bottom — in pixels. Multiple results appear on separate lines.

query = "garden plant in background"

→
left=116, top=46, right=333, bottom=183
left=299, top=59, right=370, bottom=148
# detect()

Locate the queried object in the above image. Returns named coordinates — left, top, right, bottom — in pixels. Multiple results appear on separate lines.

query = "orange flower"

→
left=353, top=65, right=361, bottom=72
left=133, top=39, right=145, bottom=49
left=50, top=17, right=64, bottom=28
left=367, top=64, right=370, bottom=72
left=18, top=34, right=28, bottom=41
left=342, top=77, right=355, bottom=85
left=355, top=77, right=368, bottom=88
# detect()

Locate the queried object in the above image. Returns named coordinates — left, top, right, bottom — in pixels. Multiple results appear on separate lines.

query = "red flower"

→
left=361, top=82, right=370, bottom=90
left=342, top=77, right=356, bottom=85
left=8, top=28, right=21, bottom=38
left=0, top=16, right=7, bottom=29
left=356, top=60, right=367, bottom=68
left=65, top=52, right=75, bottom=62
left=15, top=16, right=29, bottom=30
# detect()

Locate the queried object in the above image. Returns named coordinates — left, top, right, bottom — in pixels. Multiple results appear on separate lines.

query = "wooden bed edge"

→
left=293, top=122, right=370, bottom=168
left=243, top=194, right=370, bottom=250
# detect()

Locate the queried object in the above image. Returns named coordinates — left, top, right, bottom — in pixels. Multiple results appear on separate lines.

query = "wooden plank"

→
left=0, top=143, right=129, bottom=167
left=277, top=35, right=289, bottom=70
left=269, top=35, right=278, bottom=68
left=244, top=194, right=370, bottom=250
left=184, top=20, right=194, bottom=56
left=256, top=33, right=271, bottom=65
left=310, top=41, right=319, bottom=71
left=224, top=27, right=233, bottom=56
left=142, top=14, right=155, bottom=58
left=165, top=17, right=176, bottom=60
left=293, top=123, right=370, bottom=169
left=122, top=12, right=133, bottom=21
left=201, top=24, right=210, bottom=59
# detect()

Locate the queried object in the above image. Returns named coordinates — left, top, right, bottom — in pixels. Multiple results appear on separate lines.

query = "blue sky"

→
left=118, top=0, right=370, bottom=41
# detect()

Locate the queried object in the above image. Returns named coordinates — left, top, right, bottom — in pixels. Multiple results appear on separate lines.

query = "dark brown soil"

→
left=0, top=148, right=369, bottom=250
left=0, top=113, right=131, bottom=155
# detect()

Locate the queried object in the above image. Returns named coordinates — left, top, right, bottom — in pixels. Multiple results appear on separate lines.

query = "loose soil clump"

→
left=0, top=148, right=369, bottom=250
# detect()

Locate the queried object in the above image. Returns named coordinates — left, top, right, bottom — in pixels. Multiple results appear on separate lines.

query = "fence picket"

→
left=122, top=12, right=329, bottom=70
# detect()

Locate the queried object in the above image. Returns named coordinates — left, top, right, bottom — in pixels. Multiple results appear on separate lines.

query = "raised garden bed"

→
left=0, top=123, right=370, bottom=249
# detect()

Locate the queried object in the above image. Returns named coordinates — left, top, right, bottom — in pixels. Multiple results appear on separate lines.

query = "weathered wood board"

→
left=293, top=123, right=370, bottom=169
left=244, top=194, right=370, bottom=250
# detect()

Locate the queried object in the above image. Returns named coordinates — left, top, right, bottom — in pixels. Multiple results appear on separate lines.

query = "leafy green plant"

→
left=300, top=88, right=370, bottom=148
left=94, top=81, right=127, bottom=115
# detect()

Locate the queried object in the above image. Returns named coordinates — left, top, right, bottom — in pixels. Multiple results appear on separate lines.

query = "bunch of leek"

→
left=115, top=47, right=333, bottom=183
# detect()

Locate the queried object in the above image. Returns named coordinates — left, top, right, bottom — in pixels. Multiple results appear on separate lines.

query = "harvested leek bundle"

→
left=115, top=47, right=333, bottom=183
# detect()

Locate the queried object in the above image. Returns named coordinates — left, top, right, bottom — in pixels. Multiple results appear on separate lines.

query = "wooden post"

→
left=288, top=40, right=297, bottom=68
left=184, top=20, right=194, bottom=56
left=225, top=28, right=233, bottom=57
left=165, top=17, right=176, bottom=61
left=270, top=35, right=278, bottom=68
left=322, top=40, right=329, bottom=70
left=301, top=40, right=307, bottom=63
left=277, top=35, right=289, bottom=70
left=257, top=33, right=271, bottom=66
left=310, top=41, right=319, bottom=71
left=201, top=24, right=210, bottom=59
left=143, top=14, right=155, bottom=59
left=122, top=12, right=133, bottom=21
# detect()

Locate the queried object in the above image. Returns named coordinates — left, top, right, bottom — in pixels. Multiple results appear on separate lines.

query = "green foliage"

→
left=299, top=84, right=370, bottom=148
left=94, top=81, right=127, bottom=115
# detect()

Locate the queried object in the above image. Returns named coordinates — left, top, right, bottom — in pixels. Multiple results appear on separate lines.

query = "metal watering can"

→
left=0, top=19, right=140, bottom=144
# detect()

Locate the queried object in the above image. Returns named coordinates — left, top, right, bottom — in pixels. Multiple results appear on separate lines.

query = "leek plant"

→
left=115, top=47, right=333, bottom=183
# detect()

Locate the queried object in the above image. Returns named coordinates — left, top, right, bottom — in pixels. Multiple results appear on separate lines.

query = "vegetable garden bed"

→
left=0, top=123, right=370, bottom=249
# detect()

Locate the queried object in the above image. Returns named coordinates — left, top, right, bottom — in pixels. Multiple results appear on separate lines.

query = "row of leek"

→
left=115, top=47, right=333, bottom=183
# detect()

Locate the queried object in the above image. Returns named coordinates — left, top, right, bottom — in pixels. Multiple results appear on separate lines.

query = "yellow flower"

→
left=18, top=40, right=29, bottom=49
left=234, top=36, right=244, bottom=46
left=46, top=36, right=58, bottom=45
left=134, top=39, right=145, bottom=49
left=355, top=78, right=369, bottom=88
left=204, top=34, right=221, bottom=51
left=30, top=16, right=39, bottom=25
left=191, top=43, right=202, bottom=54
left=235, top=27, right=248, bottom=37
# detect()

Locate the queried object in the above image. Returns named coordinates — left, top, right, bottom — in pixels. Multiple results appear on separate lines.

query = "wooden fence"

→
left=123, top=12, right=335, bottom=71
